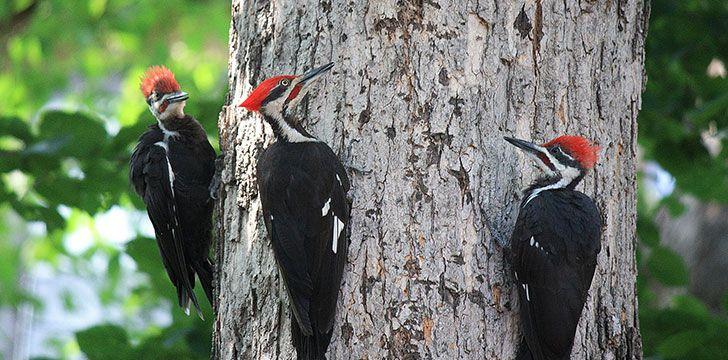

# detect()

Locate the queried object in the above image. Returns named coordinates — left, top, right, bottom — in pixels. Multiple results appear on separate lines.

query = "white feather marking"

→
left=524, top=165, right=580, bottom=206
left=268, top=113, right=318, bottom=143
left=154, top=141, right=175, bottom=195
left=321, top=198, right=331, bottom=216
left=332, top=215, right=344, bottom=253
left=529, top=237, right=535, bottom=246
left=525, top=284, right=531, bottom=301
left=336, top=174, right=342, bottom=186
left=157, top=121, right=179, bottom=141
left=535, top=241, right=540, bottom=248
left=514, top=271, right=519, bottom=281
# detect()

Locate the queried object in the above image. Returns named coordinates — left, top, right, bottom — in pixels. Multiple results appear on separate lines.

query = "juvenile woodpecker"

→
left=240, top=62, right=350, bottom=360
left=130, top=66, right=216, bottom=317
left=504, top=135, right=601, bottom=360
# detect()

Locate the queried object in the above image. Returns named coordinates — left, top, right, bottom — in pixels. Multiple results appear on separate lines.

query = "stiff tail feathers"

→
left=193, top=258, right=215, bottom=306
left=177, top=278, right=204, bottom=320
left=291, top=315, right=333, bottom=360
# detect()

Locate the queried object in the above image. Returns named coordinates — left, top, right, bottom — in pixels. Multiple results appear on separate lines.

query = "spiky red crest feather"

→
left=140, top=66, right=180, bottom=98
left=240, top=75, right=298, bottom=111
left=543, top=135, right=599, bottom=169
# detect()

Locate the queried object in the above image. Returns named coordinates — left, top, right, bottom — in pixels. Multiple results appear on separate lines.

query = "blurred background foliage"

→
left=0, top=0, right=726, bottom=359
left=0, top=0, right=228, bottom=358
left=637, top=1, right=728, bottom=360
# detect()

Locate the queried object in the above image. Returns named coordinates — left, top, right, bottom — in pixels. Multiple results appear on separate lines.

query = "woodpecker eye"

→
left=280, top=79, right=290, bottom=87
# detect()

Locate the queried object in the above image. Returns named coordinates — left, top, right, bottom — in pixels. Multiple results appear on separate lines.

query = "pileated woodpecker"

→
left=504, top=135, right=601, bottom=360
left=239, top=62, right=350, bottom=360
left=130, top=66, right=216, bottom=317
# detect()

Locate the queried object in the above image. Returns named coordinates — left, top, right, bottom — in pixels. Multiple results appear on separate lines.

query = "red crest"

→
left=239, top=75, right=298, bottom=111
left=140, top=66, right=180, bottom=98
left=543, top=135, right=599, bottom=169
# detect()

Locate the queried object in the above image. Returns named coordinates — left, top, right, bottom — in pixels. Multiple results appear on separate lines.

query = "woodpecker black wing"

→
left=166, top=131, right=217, bottom=303
left=258, top=141, right=350, bottom=359
left=130, top=127, right=202, bottom=315
left=510, top=190, right=601, bottom=360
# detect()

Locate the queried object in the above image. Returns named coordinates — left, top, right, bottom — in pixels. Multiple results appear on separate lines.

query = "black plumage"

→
left=130, top=115, right=216, bottom=316
left=510, top=187, right=601, bottom=360
left=257, top=140, right=350, bottom=360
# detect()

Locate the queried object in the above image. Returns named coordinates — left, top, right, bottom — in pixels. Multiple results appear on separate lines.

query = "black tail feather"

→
left=291, top=316, right=333, bottom=360
left=193, top=258, right=214, bottom=306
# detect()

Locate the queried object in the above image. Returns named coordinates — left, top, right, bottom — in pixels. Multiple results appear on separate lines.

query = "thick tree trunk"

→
left=213, top=0, right=648, bottom=359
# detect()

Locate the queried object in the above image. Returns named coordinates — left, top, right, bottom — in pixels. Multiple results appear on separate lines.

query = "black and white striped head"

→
left=505, top=135, right=599, bottom=184
left=140, top=66, right=189, bottom=121
left=239, top=62, right=334, bottom=119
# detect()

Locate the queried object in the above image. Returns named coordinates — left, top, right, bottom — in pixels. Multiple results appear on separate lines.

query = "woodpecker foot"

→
left=209, top=153, right=224, bottom=200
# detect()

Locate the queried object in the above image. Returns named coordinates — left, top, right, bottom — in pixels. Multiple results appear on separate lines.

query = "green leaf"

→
left=36, top=111, right=108, bottom=158
left=647, top=246, right=689, bottom=287
left=657, top=330, right=705, bottom=358
left=76, top=324, right=135, bottom=360
left=637, top=217, right=661, bottom=248
left=0, top=116, right=33, bottom=142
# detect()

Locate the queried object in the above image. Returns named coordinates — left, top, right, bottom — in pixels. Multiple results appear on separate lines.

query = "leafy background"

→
left=0, top=0, right=726, bottom=359
left=0, top=0, right=228, bottom=358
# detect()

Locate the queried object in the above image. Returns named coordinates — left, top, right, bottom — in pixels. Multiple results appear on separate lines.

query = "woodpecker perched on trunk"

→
left=130, top=66, right=216, bottom=317
left=239, top=62, right=350, bottom=360
left=504, top=135, right=602, bottom=360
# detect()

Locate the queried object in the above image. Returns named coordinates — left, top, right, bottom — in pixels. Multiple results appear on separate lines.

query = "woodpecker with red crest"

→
left=504, top=135, right=602, bottom=360
left=240, top=62, right=349, bottom=360
left=130, top=66, right=216, bottom=317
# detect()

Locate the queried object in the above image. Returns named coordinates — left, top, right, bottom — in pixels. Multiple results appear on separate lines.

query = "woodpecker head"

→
left=140, top=66, right=189, bottom=121
left=505, top=135, right=599, bottom=184
left=239, top=62, right=334, bottom=119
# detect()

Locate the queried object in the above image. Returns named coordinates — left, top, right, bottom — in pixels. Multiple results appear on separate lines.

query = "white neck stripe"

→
left=269, top=113, right=318, bottom=143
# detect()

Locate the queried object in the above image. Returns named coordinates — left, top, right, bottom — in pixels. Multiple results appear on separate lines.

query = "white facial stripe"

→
left=266, top=113, right=318, bottom=143
left=524, top=164, right=580, bottom=205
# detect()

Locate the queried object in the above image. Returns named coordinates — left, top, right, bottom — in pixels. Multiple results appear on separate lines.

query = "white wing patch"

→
left=332, top=215, right=344, bottom=254
left=321, top=197, right=345, bottom=253
left=321, top=198, right=331, bottom=216
left=529, top=236, right=546, bottom=252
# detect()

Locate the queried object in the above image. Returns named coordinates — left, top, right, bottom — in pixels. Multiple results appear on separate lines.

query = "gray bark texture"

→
left=213, top=0, right=648, bottom=359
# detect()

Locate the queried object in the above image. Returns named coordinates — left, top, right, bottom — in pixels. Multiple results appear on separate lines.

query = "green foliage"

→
left=638, top=0, right=728, bottom=359
left=0, top=0, right=228, bottom=358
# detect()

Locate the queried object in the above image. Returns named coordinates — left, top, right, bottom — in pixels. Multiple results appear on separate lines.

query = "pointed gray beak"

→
left=297, top=62, right=334, bottom=85
left=504, top=137, right=545, bottom=156
left=167, top=91, right=189, bottom=103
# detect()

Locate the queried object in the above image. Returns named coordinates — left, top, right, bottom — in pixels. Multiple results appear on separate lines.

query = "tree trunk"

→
left=213, top=0, right=648, bottom=359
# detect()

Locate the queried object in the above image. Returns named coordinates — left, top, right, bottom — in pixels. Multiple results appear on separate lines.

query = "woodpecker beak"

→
left=504, top=137, right=545, bottom=156
left=167, top=91, right=189, bottom=103
left=296, top=62, right=334, bottom=87
left=504, top=136, right=556, bottom=173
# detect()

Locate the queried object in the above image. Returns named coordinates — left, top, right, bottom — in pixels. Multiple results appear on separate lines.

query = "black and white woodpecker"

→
left=130, top=66, right=216, bottom=318
left=239, top=62, right=350, bottom=360
left=504, top=135, right=602, bottom=360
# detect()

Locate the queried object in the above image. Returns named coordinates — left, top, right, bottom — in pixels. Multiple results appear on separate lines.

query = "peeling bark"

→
left=213, top=1, right=647, bottom=359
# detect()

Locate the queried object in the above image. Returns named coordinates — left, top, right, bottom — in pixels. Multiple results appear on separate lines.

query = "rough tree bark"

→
left=213, top=0, right=648, bottom=359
